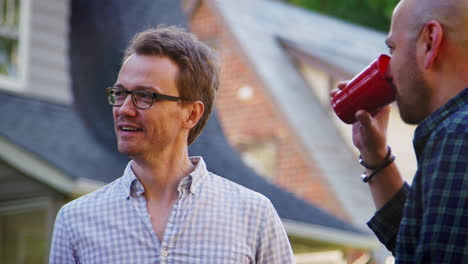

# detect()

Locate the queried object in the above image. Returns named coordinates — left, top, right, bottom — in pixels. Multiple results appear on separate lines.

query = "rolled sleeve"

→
left=367, top=183, right=410, bottom=254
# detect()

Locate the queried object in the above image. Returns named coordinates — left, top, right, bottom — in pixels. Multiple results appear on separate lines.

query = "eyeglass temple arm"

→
left=153, top=93, right=190, bottom=101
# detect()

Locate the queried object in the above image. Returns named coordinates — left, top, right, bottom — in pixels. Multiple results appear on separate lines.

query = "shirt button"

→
left=161, top=249, right=169, bottom=258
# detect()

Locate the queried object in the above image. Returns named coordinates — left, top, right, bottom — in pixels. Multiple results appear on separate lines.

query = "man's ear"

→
left=183, top=101, right=204, bottom=129
left=418, top=20, right=444, bottom=68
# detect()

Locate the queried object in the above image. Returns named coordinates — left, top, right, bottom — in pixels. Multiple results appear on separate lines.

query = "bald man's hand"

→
left=332, top=81, right=391, bottom=165
left=353, top=107, right=391, bottom=166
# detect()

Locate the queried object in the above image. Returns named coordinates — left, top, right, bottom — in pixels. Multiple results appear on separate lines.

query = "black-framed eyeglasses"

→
left=106, top=87, right=189, bottom=109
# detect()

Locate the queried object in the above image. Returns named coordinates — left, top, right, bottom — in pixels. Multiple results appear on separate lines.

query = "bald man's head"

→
left=401, top=0, right=468, bottom=54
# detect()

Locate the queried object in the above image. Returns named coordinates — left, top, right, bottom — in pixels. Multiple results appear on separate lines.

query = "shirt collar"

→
left=121, top=156, right=208, bottom=199
left=414, top=87, right=468, bottom=147
left=121, top=161, right=141, bottom=199
left=187, top=156, right=208, bottom=195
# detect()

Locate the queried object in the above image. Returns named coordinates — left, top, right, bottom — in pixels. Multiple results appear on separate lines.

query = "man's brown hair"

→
left=124, top=25, right=220, bottom=145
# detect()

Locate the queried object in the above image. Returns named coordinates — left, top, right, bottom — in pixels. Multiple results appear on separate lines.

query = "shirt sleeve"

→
left=255, top=199, right=295, bottom=264
left=367, top=183, right=410, bottom=254
left=414, top=130, right=468, bottom=263
left=49, top=206, right=77, bottom=264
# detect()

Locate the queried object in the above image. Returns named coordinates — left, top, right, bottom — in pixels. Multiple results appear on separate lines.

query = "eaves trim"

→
left=0, top=136, right=75, bottom=194
left=282, top=218, right=379, bottom=250
left=72, top=178, right=105, bottom=197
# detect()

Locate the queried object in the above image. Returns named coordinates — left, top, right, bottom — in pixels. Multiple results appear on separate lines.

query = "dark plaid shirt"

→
left=368, top=88, right=468, bottom=263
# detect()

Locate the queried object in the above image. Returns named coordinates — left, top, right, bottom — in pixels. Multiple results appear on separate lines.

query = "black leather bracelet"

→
left=359, top=146, right=396, bottom=183
left=359, top=146, right=391, bottom=169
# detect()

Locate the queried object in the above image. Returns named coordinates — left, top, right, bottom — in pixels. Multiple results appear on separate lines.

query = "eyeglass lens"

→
left=108, top=89, right=153, bottom=109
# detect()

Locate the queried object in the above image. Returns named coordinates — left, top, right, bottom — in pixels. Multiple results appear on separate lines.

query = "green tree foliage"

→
left=288, top=0, right=399, bottom=32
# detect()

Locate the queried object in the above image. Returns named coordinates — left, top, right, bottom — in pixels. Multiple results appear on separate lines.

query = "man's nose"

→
left=117, top=95, right=137, bottom=116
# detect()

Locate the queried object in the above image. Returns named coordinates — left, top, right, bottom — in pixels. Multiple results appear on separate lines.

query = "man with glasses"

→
left=49, top=26, right=294, bottom=263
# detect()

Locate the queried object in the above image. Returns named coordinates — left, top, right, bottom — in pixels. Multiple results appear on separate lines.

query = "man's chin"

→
left=117, top=145, right=141, bottom=156
left=399, top=109, right=424, bottom=125
left=396, top=99, right=423, bottom=125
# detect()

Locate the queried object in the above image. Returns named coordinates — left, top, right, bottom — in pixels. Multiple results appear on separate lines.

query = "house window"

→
left=0, top=0, right=28, bottom=89
left=296, top=60, right=345, bottom=111
left=298, top=62, right=334, bottom=107
left=240, top=141, right=277, bottom=180
left=0, top=199, right=49, bottom=264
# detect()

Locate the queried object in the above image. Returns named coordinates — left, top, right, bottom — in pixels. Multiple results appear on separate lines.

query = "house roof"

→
left=0, top=0, right=377, bottom=248
left=211, top=0, right=387, bottom=228
left=0, top=91, right=127, bottom=183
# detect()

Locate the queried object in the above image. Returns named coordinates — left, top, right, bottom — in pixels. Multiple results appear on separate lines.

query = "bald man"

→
left=342, top=0, right=468, bottom=262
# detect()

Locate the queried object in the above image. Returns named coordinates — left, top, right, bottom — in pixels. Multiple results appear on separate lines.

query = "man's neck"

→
left=130, top=148, right=195, bottom=201
left=429, top=51, right=468, bottom=115
left=429, top=82, right=467, bottom=116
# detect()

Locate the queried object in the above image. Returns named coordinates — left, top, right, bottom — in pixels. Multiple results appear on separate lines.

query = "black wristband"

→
left=359, top=146, right=396, bottom=183
left=359, top=146, right=392, bottom=169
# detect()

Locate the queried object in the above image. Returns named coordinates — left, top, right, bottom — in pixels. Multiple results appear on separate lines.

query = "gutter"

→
left=0, top=136, right=104, bottom=196
left=282, top=218, right=380, bottom=250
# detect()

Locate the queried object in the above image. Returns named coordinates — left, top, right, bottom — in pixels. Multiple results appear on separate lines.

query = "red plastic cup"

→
left=331, top=54, right=395, bottom=124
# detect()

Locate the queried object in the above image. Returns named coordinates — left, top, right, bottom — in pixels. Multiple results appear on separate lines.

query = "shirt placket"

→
left=129, top=184, right=162, bottom=261
left=159, top=186, right=186, bottom=264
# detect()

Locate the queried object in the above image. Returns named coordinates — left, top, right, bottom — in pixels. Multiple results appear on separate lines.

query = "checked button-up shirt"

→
left=368, top=88, right=468, bottom=263
left=49, top=157, right=294, bottom=264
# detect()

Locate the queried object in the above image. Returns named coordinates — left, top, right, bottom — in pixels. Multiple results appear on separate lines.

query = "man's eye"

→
left=136, top=92, right=153, bottom=102
left=139, top=93, right=151, bottom=99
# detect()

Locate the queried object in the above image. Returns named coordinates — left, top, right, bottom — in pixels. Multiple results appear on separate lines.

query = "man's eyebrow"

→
left=136, top=85, right=157, bottom=90
left=112, top=84, right=159, bottom=91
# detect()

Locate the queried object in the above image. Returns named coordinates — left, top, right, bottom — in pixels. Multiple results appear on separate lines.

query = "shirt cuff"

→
left=367, top=183, right=410, bottom=252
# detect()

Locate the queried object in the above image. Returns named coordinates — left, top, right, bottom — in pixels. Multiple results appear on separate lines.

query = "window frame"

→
left=0, top=0, right=31, bottom=92
left=0, top=197, right=53, bottom=264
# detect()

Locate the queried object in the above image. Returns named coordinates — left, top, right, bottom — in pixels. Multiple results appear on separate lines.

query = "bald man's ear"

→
left=419, top=20, right=444, bottom=69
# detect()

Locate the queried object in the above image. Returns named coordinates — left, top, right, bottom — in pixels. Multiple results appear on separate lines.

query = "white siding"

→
left=0, top=161, right=55, bottom=200
left=26, top=0, right=72, bottom=104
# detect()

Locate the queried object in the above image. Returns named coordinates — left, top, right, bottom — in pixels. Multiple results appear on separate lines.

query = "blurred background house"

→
left=0, top=0, right=417, bottom=263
